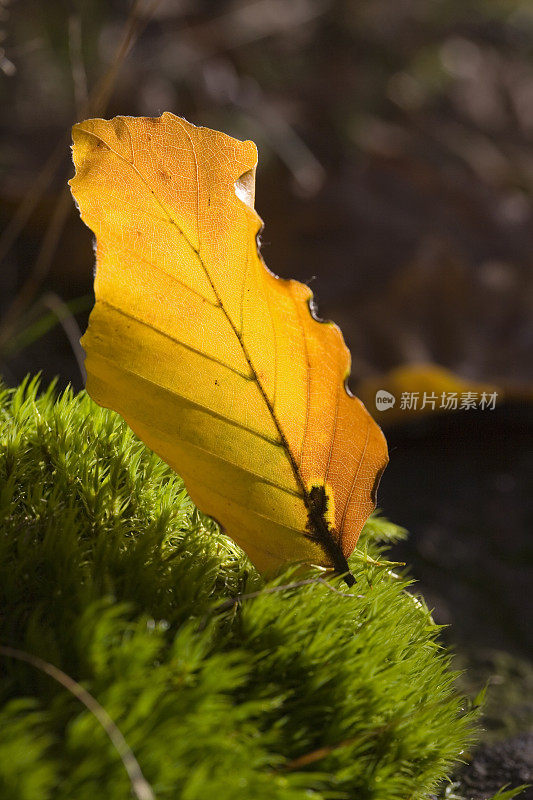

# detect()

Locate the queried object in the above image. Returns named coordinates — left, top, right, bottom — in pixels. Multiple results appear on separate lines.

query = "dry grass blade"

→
left=0, top=191, right=72, bottom=349
left=0, top=645, right=155, bottom=800
left=41, top=291, right=86, bottom=381
left=0, top=0, right=162, bottom=348
left=69, top=14, right=89, bottom=114
left=89, top=0, right=162, bottom=115
left=283, top=722, right=395, bottom=770
left=214, top=576, right=359, bottom=614
left=0, top=145, right=65, bottom=276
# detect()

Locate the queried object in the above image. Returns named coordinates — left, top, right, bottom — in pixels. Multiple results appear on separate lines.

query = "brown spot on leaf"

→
left=305, top=485, right=355, bottom=586
left=371, top=464, right=386, bottom=505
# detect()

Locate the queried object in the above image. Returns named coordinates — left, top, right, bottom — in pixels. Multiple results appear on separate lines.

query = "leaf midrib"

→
left=78, top=121, right=309, bottom=504
left=78, top=120, right=361, bottom=580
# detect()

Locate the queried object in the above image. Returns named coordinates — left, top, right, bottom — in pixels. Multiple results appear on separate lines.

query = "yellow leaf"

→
left=69, top=113, right=388, bottom=584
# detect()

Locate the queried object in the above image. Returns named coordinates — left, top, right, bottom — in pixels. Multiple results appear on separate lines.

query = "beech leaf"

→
left=69, top=113, right=388, bottom=584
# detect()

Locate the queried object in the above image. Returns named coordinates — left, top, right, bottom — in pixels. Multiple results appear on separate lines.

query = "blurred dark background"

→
left=1, top=2, right=532, bottom=792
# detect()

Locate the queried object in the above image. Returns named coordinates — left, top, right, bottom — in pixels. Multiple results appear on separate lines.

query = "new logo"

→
left=375, top=390, right=396, bottom=411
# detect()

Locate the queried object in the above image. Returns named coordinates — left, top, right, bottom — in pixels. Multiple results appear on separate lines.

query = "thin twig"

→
left=41, top=292, right=86, bottom=382
left=0, top=0, right=161, bottom=348
left=0, top=144, right=65, bottom=274
left=214, top=575, right=361, bottom=613
left=0, top=645, right=155, bottom=800
left=89, top=0, right=160, bottom=114
left=68, top=14, right=89, bottom=114
left=0, top=191, right=72, bottom=347
left=167, top=0, right=328, bottom=71
left=283, top=720, right=396, bottom=771
left=240, top=93, right=326, bottom=196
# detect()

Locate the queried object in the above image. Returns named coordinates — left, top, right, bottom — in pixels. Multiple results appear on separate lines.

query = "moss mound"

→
left=0, top=378, right=482, bottom=799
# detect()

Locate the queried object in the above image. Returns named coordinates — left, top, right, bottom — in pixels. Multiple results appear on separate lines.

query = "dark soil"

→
left=380, top=403, right=533, bottom=799
left=381, top=403, right=533, bottom=659
left=457, top=733, right=533, bottom=800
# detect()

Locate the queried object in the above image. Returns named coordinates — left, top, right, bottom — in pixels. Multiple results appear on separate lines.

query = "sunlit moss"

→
left=0, top=378, right=515, bottom=800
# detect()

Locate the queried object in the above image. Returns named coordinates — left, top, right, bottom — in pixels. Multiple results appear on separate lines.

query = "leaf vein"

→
left=339, top=418, right=371, bottom=530
left=98, top=300, right=253, bottom=381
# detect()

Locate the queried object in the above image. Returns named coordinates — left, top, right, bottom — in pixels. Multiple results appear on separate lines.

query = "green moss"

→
left=0, top=378, right=517, bottom=799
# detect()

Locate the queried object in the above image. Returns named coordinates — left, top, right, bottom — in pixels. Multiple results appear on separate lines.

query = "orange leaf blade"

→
left=70, top=113, right=388, bottom=581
